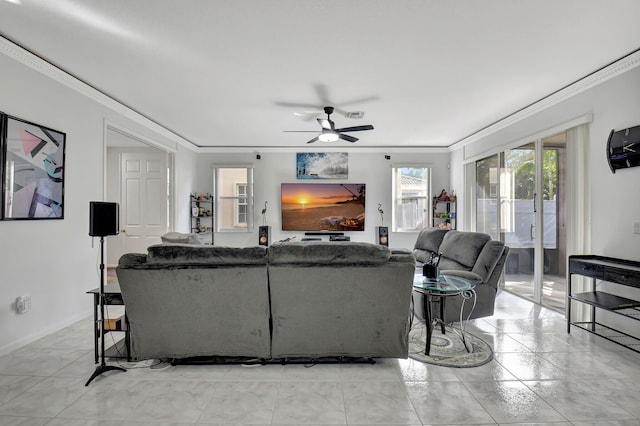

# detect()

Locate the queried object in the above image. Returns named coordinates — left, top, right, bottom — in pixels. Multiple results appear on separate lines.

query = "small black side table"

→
left=87, top=283, right=131, bottom=362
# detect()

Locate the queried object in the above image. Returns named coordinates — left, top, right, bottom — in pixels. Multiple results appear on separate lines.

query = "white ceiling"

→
left=1, top=0, right=639, bottom=150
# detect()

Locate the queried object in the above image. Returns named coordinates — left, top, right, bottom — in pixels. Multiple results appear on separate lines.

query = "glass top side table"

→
left=412, top=274, right=477, bottom=355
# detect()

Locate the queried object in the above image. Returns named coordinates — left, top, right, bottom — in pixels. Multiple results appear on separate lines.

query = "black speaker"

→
left=258, top=225, right=270, bottom=246
left=376, top=226, right=389, bottom=246
left=89, top=202, right=119, bottom=237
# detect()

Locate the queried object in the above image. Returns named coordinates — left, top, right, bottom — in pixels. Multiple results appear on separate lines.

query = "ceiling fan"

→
left=284, top=106, right=374, bottom=143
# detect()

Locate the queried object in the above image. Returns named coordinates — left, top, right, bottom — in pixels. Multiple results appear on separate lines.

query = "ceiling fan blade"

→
left=317, top=118, right=334, bottom=130
left=335, top=95, right=380, bottom=107
left=313, top=83, right=331, bottom=105
left=339, top=133, right=359, bottom=143
left=293, top=111, right=322, bottom=121
left=274, top=101, right=323, bottom=109
left=335, top=125, right=374, bottom=132
left=306, top=136, right=320, bottom=144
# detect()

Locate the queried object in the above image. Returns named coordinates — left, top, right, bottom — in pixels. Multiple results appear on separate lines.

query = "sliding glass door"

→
left=475, top=132, right=567, bottom=311
left=540, top=134, right=567, bottom=311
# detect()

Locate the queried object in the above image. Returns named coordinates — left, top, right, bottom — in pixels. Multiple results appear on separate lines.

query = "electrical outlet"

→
left=16, top=296, right=31, bottom=314
left=634, top=222, right=640, bottom=235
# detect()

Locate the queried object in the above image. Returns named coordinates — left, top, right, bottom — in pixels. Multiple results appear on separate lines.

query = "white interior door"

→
left=118, top=150, right=168, bottom=256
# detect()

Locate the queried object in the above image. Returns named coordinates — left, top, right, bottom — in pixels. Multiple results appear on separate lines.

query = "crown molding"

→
left=191, top=145, right=451, bottom=154
left=0, top=36, right=196, bottom=151
left=449, top=48, right=640, bottom=152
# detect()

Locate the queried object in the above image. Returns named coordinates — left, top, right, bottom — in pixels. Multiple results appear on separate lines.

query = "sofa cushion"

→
left=413, top=227, right=449, bottom=253
left=147, top=244, right=267, bottom=265
left=438, top=230, right=491, bottom=269
left=160, top=232, right=202, bottom=245
left=268, top=241, right=391, bottom=265
left=412, top=249, right=434, bottom=265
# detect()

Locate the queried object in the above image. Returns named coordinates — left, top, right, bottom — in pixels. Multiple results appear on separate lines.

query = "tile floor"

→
left=1, top=291, right=640, bottom=425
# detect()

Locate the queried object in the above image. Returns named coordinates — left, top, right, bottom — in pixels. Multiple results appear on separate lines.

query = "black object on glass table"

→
left=423, top=252, right=442, bottom=279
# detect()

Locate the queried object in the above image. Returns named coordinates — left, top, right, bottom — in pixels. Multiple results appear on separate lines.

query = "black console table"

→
left=567, top=255, right=640, bottom=352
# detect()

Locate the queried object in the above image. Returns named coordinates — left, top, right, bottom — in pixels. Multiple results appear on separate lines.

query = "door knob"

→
left=120, top=229, right=126, bottom=233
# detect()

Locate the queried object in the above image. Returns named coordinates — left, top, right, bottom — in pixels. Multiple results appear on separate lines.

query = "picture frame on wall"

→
left=1, top=114, right=66, bottom=220
left=296, top=152, right=348, bottom=179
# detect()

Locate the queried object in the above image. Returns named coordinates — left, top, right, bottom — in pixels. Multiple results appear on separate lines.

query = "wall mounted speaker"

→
left=258, top=225, right=270, bottom=246
left=89, top=202, right=119, bottom=237
left=376, top=226, right=389, bottom=246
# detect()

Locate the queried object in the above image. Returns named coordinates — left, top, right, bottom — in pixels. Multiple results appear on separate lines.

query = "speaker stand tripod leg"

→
left=85, top=236, right=126, bottom=386
left=85, top=363, right=126, bottom=386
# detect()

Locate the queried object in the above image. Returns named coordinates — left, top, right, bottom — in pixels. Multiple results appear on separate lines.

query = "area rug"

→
left=408, top=323, right=493, bottom=368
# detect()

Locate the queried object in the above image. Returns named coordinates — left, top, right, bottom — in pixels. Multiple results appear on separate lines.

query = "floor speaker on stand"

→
left=258, top=225, right=271, bottom=246
left=86, top=202, right=126, bottom=386
left=376, top=226, right=389, bottom=247
left=89, top=202, right=120, bottom=237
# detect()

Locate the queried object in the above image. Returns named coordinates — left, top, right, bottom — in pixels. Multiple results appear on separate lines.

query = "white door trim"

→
left=104, top=122, right=175, bottom=266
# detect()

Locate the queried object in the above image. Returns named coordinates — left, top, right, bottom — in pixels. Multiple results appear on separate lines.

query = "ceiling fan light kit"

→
left=284, top=106, right=374, bottom=144
left=318, top=132, right=339, bottom=142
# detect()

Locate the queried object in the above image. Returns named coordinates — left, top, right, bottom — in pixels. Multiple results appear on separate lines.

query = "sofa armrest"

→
left=118, top=253, right=147, bottom=267
left=440, top=269, right=483, bottom=284
left=471, top=240, right=505, bottom=283
left=160, top=232, right=202, bottom=245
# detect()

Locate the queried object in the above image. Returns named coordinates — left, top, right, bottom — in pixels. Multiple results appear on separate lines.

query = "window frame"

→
left=391, top=165, right=431, bottom=232
left=233, top=182, right=248, bottom=227
left=213, top=165, right=254, bottom=233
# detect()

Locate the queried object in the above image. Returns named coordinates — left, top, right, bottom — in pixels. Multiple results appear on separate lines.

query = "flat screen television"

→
left=281, top=183, right=366, bottom=232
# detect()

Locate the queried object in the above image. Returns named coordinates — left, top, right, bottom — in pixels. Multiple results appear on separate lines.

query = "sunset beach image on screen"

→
left=281, top=183, right=365, bottom=231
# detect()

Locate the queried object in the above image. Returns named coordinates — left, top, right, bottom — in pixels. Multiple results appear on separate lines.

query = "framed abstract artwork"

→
left=296, top=152, right=348, bottom=179
left=1, top=114, right=66, bottom=220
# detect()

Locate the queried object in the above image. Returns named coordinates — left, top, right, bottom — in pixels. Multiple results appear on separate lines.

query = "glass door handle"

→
left=530, top=224, right=535, bottom=240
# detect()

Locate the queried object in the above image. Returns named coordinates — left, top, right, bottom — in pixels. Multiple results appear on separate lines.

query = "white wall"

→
left=195, top=151, right=452, bottom=249
left=451, top=65, right=640, bottom=261
left=0, top=44, right=195, bottom=354
left=449, top=63, right=640, bottom=337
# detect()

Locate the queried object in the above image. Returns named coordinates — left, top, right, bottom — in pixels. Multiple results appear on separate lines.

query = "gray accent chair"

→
left=413, top=228, right=509, bottom=322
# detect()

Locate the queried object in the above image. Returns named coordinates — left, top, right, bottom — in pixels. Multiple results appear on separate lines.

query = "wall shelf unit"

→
left=190, top=193, right=214, bottom=245
left=432, top=196, right=456, bottom=229
left=567, top=255, right=640, bottom=353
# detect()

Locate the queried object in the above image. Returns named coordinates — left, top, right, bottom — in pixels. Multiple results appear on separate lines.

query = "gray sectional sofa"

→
left=115, top=241, right=416, bottom=362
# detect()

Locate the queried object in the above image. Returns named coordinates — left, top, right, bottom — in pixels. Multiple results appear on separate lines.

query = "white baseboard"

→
left=0, top=308, right=93, bottom=357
